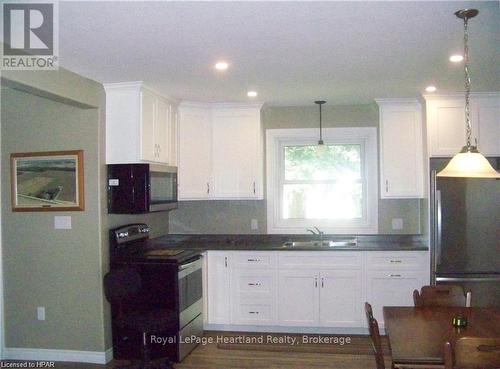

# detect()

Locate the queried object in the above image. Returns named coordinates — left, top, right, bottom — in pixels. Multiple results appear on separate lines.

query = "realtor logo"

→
left=1, top=1, right=58, bottom=70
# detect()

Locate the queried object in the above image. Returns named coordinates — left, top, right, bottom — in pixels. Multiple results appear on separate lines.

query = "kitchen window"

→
left=266, top=128, right=378, bottom=234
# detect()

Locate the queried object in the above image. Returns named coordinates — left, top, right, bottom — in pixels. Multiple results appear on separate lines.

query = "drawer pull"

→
left=248, top=283, right=261, bottom=286
left=247, top=259, right=261, bottom=262
left=388, top=274, right=402, bottom=278
left=390, top=260, right=402, bottom=263
left=248, top=311, right=260, bottom=314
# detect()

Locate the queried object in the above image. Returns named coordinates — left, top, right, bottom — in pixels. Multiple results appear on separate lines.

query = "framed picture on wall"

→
left=10, top=150, right=85, bottom=212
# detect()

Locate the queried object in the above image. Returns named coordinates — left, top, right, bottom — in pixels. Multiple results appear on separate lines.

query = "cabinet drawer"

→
left=233, top=270, right=276, bottom=298
left=232, top=300, right=275, bottom=325
left=279, top=251, right=362, bottom=270
left=232, top=252, right=277, bottom=269
left=365, top=251, right=428, bottom=271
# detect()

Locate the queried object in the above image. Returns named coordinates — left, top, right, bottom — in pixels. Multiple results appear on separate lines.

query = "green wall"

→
left=169, top=104, right=421, bottom=234
left=1, top=69, right=110, bottom=352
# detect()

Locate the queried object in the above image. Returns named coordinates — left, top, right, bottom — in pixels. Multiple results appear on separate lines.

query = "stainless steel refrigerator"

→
left=430, top=158, right=500, bottom=307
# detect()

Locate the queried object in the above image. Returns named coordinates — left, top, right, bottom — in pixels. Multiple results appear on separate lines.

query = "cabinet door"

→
left=140, top=89, right=157, bottom=162
left=169, top=106, right=179, bottom=166
left=427, top=98, right=468, bottom=157
left=379, top=102, right=424, bottom=198
left=155, top=97, right=170, bottom=164
left=278, top=270, right=319, bottom=326
left=178, top=107, right=212, bottom=199
left=206, top=251, right=231, bottom=324
left=211, top=108, right=261, bottom=199
left=365, top=271, right=426, bottom=327
left=319, top=270, right=362, bottom=327
left=472, top=96, right=500, bottom=156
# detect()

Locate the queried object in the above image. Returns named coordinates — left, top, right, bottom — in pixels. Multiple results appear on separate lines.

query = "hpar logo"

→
left=1, top=1, right=58, bottom=70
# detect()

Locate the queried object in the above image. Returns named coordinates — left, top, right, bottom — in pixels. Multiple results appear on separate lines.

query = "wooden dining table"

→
left=383, top=306, right=500, bottom=366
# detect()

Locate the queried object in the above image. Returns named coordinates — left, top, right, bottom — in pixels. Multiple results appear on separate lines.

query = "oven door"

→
left=177, top=256, right=203, bottom=361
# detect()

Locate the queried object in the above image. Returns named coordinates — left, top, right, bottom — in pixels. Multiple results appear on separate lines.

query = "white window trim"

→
left=266, top=127, right=378, bottom=234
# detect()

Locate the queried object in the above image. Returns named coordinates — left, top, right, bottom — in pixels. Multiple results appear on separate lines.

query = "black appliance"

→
left=107, top=164, right=177, bottom=213
left=109, top=224, right=203, bottom=362
left=430, top=158, right=500, bottom=307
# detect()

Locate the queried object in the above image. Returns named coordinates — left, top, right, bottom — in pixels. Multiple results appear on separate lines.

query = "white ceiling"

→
left=59, top=1, right=499, bottom=106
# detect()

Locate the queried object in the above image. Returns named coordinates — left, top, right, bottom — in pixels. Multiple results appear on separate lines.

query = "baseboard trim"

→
left=4, top=347, right=114, bottom=364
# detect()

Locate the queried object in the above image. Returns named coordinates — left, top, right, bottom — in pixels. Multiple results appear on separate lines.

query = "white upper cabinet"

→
left=470, top=95, right=500, bottom=156
left=376, top=99, right=424, bottom=198
left=425, top=93, right=500, bottom=157
left=178, top=106, right=213, bottom=199
left=104, top=81, right=178, bottom=165
left=178, top=103, right=263, bottom=200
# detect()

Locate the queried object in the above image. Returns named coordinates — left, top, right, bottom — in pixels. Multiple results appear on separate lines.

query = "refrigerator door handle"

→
left=436, top=276, right=500, bottom=282
left=435, top=189, right=442, bottom=267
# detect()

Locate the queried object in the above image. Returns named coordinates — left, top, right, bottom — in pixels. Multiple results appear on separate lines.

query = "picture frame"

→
left=10, top=150, right=85, bottom=212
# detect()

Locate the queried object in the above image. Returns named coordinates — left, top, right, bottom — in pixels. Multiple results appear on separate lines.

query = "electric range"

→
left=109, top=223, right=203, bottom=362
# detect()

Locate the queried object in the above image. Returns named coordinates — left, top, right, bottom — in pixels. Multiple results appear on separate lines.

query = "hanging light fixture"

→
left=437, top=9, right=499, bottom=178
left=315, top=100, right=327, bottom=152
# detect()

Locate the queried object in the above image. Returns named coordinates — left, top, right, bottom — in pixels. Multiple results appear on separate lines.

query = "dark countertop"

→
left=146, top=234, right=428, bottom=252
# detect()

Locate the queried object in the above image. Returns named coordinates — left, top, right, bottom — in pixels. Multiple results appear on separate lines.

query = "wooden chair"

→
left=444, top=337, right=500, bottom=369
left=413, top=285, right=471, bottom=307
left=365, top=302, right=389, bottom=369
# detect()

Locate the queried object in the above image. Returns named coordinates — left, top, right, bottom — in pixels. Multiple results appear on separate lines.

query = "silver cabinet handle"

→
left=224, top=256, right=228, bottom=268
left=321, top=278, right=324, bottom=288
left=314, top=277, right=318, bottom=288
left=207, top=182, right=210, bottom=194
left=248, top=311, right=260, bottom=315
left=253, top=181, right=256, bottom=194
left=247, top=259, right=261, bottom=262
left=388, top=274, right=402, bottom=278
left=390, top=260, right=402, bottom=263
left=385, top=180, right=389, bottom=193
left=248, top=282, right=261, bottom=286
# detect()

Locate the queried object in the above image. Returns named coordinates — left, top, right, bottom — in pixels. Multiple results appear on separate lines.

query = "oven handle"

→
left=178, top=256, right=202, bottom=271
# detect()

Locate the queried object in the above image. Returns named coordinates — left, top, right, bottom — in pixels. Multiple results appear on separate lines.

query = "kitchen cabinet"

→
left=376, top=99, right=424, bottom=198
left=425, top=93, right=500, bottom=157
left=178, top=103, right=263, bottom=200
left=178, top=106, right=212, bottom=199
left=277, top=252, right=363, bottom=327
left=206, top=251, right=231, bottom=324
left=104, top=82, right=178, bottom=165
left=205, top=250, right=428, bottom=332
left=278, top=270, right=319, bottom=326
left=364, top=251, right=428, bottom=328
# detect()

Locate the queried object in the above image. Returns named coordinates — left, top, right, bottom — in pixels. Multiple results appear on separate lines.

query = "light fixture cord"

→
left=463, top=15, right=472, bottom=148
left=319, top=104, right=323, bottom=142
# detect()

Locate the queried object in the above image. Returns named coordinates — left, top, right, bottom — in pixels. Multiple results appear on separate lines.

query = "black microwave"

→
left=107, top=164, right=177, bottom=214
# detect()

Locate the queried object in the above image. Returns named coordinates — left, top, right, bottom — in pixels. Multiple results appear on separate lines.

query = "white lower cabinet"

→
left=365, top=271, right=426, bottom=328
left=205, top=250, right=428, bottom=331
left=206, top=251, right=231, bottom=324
left=319, top=270, right=363, bottom=327
left=278, top=270, right=319, bottom=326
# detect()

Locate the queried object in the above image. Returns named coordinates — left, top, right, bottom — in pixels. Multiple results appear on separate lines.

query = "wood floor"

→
left=2, top=335, right=389, bottom=369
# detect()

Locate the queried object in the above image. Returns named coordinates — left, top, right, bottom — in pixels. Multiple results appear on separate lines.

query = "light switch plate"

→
left=54, top=216, right=72, bottom=229
left=392, top=218, right=403, bottom=230
left=37, top=306, right=45, bottom=321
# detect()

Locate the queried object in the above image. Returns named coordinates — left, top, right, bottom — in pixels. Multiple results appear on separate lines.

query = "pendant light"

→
left=315, top=100, right=327, bottom=152
left=437, top=9, right=499, bottom=178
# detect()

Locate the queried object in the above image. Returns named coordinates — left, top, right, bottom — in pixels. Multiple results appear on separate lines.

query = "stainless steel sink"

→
left=282, top=238, right=357, bottom=248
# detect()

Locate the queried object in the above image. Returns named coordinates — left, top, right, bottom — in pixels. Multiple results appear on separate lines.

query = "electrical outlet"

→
left=37, top=306, right=45, bottom=321
left=251, top=219, right=258, bottom=230
left=392, top=218, right=403, bottom=230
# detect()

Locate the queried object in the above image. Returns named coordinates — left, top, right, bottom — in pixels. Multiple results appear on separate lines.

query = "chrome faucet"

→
left=307, top=226, right=324, bottom=242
